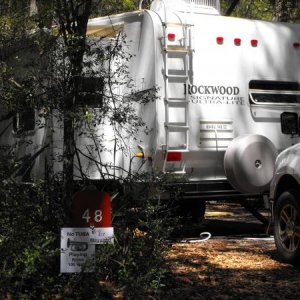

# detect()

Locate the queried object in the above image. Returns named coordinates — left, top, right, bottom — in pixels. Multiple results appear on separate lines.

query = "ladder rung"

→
left=166, top=74, right=188, bottom=79
left=165, top=99, right=188, bottom=106
left=165, top=170, right=187, bottom=174
left=165, top=124, right=189, bottom=131
left=166, top=150, right=187, bottom=155
left=164, top=47, right=190, bottom=53
left=166, top=149, right=190, bottom=153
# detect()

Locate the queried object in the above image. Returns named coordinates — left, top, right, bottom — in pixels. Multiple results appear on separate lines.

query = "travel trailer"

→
left=1, top=0, right=300, bottom=221
left=86, top=0, right=300, bottom=219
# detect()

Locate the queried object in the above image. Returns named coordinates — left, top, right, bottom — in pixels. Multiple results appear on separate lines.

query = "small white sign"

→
left=60, top=228, right=95, bottom=273
left=200, top=123, right=233, bottom=131
left=89, top=227, right=114, bottom=244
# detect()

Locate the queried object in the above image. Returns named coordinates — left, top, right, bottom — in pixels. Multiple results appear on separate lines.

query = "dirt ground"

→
left=162, top=202, right=300, bottom=300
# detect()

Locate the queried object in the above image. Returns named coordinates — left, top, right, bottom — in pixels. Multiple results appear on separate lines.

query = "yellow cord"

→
left=134, top=152, right=144, bottom=158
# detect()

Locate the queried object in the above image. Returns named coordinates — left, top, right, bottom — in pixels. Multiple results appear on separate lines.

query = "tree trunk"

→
left=272, top=0, right=288, bottom=21
left=63, top=110, right=75, bottom=220
left=55, top=0, right=93, bottom=221
left=225, top=0, right=240, bottom=16
left=30, top=0, right=38, bottom=16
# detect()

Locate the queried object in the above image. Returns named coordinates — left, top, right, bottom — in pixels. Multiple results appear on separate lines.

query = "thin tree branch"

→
left=225, top=0, right=240, bottom=16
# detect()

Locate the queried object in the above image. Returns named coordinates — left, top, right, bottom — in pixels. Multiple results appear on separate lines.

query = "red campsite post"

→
left=72, top=191, right=111, bottom=228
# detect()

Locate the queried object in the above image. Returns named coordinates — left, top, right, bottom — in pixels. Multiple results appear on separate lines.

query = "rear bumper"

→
left=163, top=180, right=261, bottom=201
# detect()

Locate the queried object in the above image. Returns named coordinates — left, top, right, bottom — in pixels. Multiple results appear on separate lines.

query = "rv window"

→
left=249, top=80, right=300, bottom=105
left=13, top=110, right=35, bottom=134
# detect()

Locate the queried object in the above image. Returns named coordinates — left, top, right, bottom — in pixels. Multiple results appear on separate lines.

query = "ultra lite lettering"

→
left=184, top=84, right=240, bottom=96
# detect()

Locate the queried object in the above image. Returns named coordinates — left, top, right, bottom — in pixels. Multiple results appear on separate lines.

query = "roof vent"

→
left=150, top=0, right=221, bottom=15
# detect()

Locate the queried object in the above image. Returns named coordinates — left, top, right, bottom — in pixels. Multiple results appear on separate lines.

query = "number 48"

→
left=82, top=209, right=102, bottom=223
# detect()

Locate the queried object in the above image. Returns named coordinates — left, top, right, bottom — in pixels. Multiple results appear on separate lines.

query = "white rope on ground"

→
left=188, top=232, right=212, bottom=243
left=176, top=231, right=212, bottom=243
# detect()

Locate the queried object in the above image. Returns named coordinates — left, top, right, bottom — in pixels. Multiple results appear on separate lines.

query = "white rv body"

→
left=1, top=0, right=300, bottom=194
left=86, top=0, right=300, bottom=190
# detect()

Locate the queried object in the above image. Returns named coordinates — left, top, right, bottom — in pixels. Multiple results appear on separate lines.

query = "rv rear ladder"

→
left=162, top=2, right=194, bottom=173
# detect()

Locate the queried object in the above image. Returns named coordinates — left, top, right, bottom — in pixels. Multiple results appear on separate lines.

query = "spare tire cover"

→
left=224, top=134, right=278, bottom=193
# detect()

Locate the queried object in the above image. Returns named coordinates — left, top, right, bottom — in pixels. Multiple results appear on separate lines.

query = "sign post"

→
left=60, top=190, right=114, bottom=273
left=72, top=191, right=112, bottom=228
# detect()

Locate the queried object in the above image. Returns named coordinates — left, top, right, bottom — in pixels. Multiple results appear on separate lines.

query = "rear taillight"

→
left=166, top=152, right=182, bottom=161
left=293, top=42, right=300, bottom=49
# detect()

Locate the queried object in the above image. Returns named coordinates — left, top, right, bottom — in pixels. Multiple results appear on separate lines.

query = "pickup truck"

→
left=270, top=112, right=300, bottom=265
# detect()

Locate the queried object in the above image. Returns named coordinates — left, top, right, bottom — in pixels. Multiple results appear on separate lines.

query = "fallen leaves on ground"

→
left=163, top=238, right=300, bottom=299
left=161, top=203, right=300, bottom=299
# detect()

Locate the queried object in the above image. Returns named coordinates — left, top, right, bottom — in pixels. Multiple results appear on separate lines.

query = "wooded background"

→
left=0, top=0, right=299, bottom=299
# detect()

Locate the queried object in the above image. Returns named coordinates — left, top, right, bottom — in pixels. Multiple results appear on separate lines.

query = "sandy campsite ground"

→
left=162, top=203, right=300, bottom=300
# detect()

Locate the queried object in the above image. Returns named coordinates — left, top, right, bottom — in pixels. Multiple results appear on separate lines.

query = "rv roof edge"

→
left=88, top=11, right=144, bottom=27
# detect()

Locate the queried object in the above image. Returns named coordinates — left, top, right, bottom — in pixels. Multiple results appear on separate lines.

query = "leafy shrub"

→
left=95, top=177, right=177, bottom=298
left=0, top=172, right=179, bottom=299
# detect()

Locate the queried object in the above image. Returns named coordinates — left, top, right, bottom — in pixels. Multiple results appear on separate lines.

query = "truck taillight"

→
left=166, top=152, right=182, bottom=161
